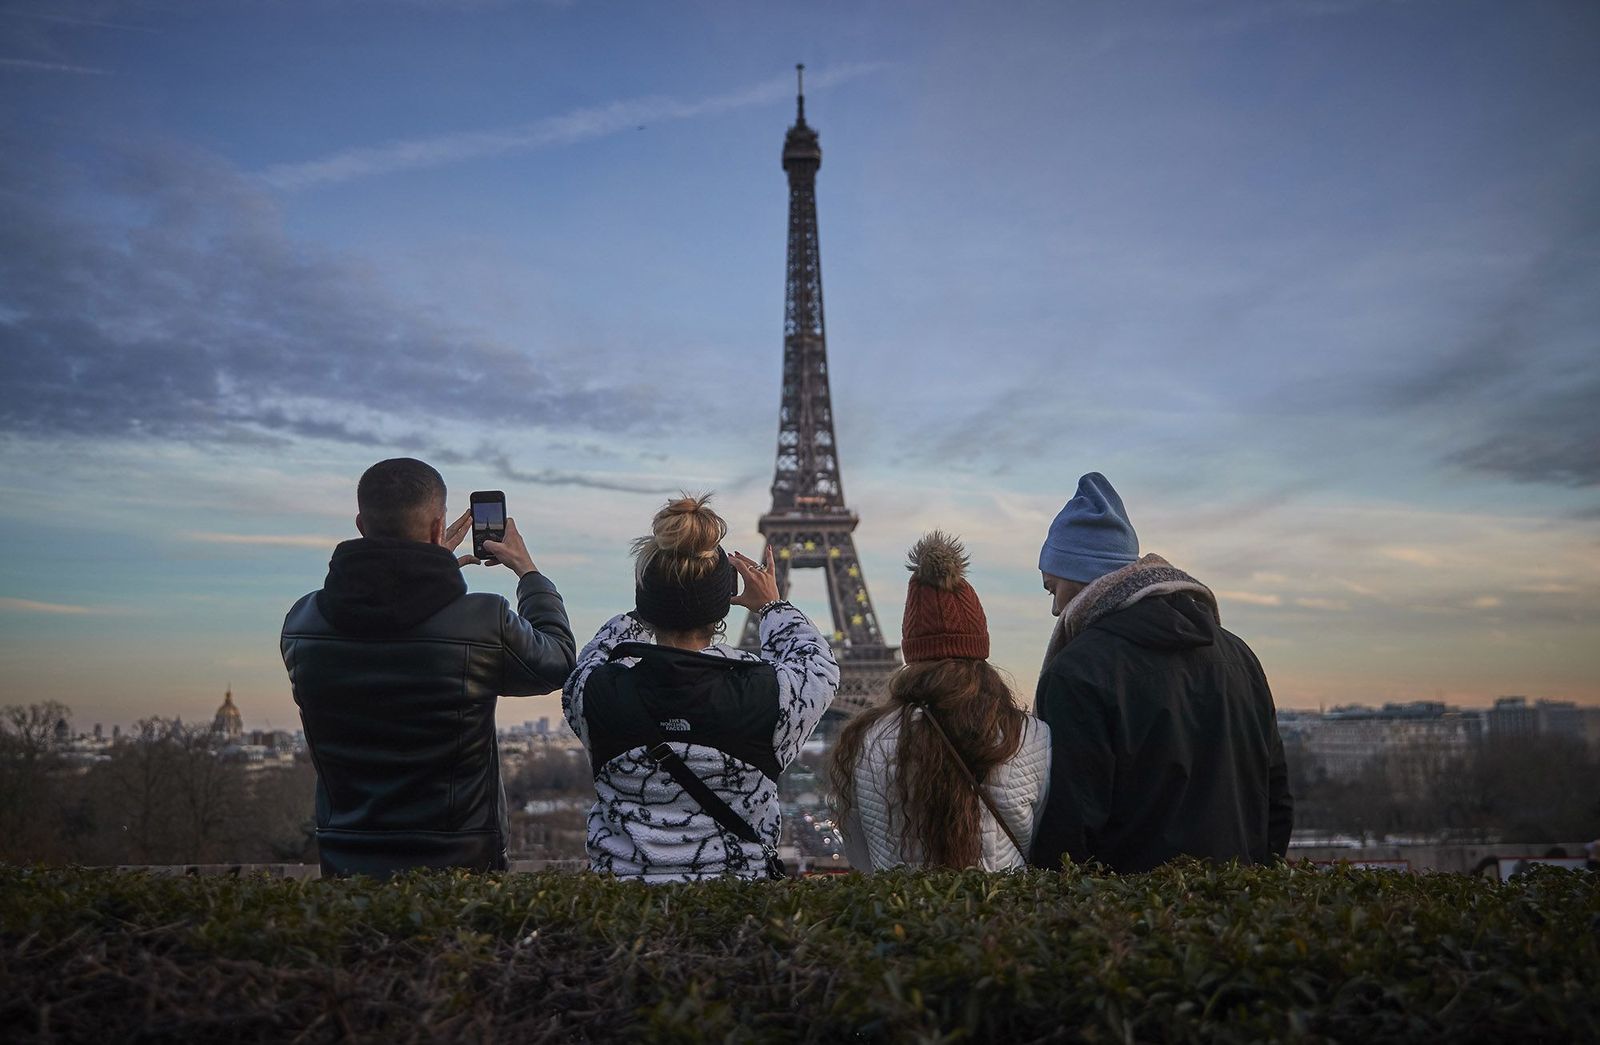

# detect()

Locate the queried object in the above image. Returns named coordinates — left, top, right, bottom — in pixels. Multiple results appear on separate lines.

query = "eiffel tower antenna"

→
left=739, top=68, right=900, bottom=718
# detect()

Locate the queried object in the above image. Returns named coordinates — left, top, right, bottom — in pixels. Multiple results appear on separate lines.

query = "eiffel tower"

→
left=739, top=65, right=901, bottom=718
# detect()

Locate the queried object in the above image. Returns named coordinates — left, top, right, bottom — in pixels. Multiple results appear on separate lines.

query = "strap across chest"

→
left=580, top=642, right=783, bottom=782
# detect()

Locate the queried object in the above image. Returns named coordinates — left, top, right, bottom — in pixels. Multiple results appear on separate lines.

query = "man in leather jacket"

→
left=281, top=458, right=576, bottom=877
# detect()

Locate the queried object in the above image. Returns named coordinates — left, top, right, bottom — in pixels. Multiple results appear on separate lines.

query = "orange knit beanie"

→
left=900, top=531, right=990, bottom=662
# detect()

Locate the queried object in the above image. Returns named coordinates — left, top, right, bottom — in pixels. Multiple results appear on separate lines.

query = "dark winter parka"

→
left=1029, top=587, right=1293, bottom=874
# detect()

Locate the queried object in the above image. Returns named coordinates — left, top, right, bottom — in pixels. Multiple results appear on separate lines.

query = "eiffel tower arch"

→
left=739, top=66, right=901, bottom=719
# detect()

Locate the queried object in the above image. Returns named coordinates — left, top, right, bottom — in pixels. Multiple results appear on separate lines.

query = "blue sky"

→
left=2, top=0, right=1597, bottom=733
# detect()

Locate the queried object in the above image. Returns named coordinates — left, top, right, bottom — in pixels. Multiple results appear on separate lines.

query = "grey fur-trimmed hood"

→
left=1040, top=553, right=1220, bottom=675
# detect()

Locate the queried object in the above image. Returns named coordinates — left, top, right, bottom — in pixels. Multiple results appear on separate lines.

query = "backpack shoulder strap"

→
left=918, top=704, right=1029, bottom=861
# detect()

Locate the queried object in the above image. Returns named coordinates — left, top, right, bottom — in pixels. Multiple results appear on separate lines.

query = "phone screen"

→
left=470, top=492, right=506, bottom=558
left=472, top=500, right=505, bottom=532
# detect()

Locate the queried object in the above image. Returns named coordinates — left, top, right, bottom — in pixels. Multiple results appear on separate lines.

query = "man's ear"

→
left=355, top=513, right=368, bottom=537
left=428, top=514, right=446, bottom=546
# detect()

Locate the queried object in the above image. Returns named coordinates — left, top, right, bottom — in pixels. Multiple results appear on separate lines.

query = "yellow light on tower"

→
left=828, top=547, right=841, bottom=558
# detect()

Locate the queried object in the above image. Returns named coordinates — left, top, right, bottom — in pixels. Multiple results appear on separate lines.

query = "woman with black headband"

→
left=562, top=493, right=839, bottom=882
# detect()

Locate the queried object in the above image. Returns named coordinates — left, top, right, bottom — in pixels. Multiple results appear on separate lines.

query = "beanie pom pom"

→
left=906, top=530, right=970, bottom=592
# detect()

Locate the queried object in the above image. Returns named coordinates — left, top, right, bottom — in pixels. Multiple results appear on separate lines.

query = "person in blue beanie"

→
left=1030, top=473, right=1293, bottom=873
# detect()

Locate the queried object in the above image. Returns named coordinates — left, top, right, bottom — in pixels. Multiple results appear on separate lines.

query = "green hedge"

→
left=2, top=863, right=1595, bottom=1042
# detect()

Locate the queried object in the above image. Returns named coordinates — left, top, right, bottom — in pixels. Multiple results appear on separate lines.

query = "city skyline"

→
left=2, top=1, right=1598, bottom=732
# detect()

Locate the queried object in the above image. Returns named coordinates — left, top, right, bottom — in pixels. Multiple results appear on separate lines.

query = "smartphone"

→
left=469, top=490, right=506, bottom=560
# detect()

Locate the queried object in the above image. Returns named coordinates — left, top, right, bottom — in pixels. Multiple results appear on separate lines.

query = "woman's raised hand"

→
left=730, top=546, right=780, bottom=610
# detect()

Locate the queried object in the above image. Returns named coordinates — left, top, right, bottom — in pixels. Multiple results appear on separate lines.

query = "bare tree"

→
left=237, top=761, right=318, bottom=862
left=76, top=719, right=251, bottom=863
left=1288, top=732, right=1600, bottom=845
left=0, top=702, right=73, bottom=862
left=165, top=722, right=250, bottom=861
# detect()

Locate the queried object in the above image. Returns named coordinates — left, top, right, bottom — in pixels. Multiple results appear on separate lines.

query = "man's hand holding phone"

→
left=482, top=518, right=537, bottom=577
left=441, top=509, right=477, bottom=568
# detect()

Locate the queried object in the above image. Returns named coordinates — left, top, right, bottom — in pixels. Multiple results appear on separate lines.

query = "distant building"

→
left=1283, top=702, right=1482, bottom=783
left=211, top=688, right=244, bottom=741
left=219, top=718, right=298, bottom=771
left=1282, top=694, right=1598, bottom=783
left=247, top=729, right=296, bottom=753
left=1487, top=697, right=1537, bottom=739
left=1274, top=709, right=1323, bottom=741
left=1534, top=699, right=1584, bottom=741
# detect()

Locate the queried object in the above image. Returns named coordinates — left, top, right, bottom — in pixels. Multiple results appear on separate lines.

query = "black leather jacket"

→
left=281, top=537, right=576, bottom=877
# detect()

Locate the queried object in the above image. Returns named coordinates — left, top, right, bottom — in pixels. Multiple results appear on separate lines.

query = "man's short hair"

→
left=357, top=458, right=446, bottom=540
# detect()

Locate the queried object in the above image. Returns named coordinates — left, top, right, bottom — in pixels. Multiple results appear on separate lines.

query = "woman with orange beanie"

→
left=830, top=531, right=1050, bottom=870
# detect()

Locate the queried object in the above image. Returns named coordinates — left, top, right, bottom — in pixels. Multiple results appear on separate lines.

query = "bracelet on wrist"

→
left=756, top=599, right=787, bottom=617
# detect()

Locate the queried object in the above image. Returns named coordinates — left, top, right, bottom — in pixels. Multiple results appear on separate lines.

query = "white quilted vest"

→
left=844, top=710, right=1051, bottom=871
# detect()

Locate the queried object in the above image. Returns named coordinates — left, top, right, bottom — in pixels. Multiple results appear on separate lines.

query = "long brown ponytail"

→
left=829, top=659, right=1026, bottom=868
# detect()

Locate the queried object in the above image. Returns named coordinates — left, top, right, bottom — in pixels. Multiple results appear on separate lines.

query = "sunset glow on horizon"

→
left=2, top=0, right=1597, bottom=732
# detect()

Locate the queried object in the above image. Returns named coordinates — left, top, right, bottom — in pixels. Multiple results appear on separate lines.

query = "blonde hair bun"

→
left=652, top=493, right=727, bottom=557
left=633, top=492, right=727, bottom=583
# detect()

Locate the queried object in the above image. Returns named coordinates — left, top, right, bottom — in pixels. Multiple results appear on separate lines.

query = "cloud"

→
left=1469, top=595, right=1502, bottom=609
left=435, top=447, right=679, bottom=495
left=1294, top=597, right=1349, bottom=612
left=1217, top=589, right=1281, bottom=606
left=0, top=57, right=109, bottom=74
left=230, top=415, right=681, bottom=494
left=1380, top=547, right=1442, bottom=568
left=1377, top=171, right=1600, bottom=487
left=0, top=133, right=684, bottom=456
left=260, top=63, right=890, bottom=190
left=1445, top=386, right=1600, bottom=487
left=182, top=532, right=342, bottom=549
left=891, top=136, right=1600, bottom=494
left=1082, top=0, right=1440, bottom=62
left=383, top=0, right=578, bottom=8
left=0, top=597, right=114, bottom=615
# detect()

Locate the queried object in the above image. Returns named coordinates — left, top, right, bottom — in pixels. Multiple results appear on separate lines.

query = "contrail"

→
left=0, top=57, right=110, bottom=74
left=0, top=9, right=155, bottom=32
left=259, top=62, right=890, bottom=191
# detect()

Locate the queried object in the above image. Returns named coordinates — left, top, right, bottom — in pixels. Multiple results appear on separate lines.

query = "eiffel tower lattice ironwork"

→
left=739, top=65, right=900, bottom=718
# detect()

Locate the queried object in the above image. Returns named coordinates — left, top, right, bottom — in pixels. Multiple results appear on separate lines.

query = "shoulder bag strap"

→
left=612, top=663, right=788, bottom=879
left=916, top=703, right=1029, bottom=861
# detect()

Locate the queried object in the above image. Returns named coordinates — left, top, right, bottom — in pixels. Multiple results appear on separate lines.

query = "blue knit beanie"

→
left=1039, top=473, right=1139, bottom=583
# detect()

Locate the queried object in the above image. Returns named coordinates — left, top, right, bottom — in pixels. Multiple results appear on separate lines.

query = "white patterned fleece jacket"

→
left=562, top=602, right=839, bottom=883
